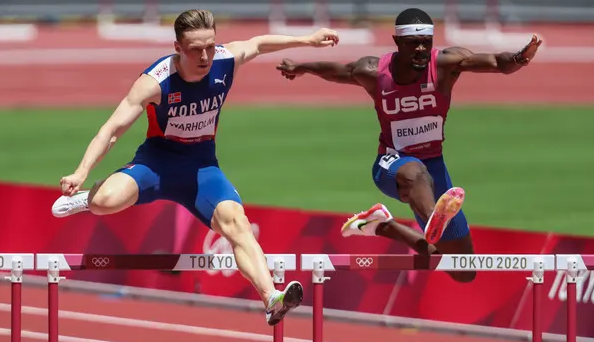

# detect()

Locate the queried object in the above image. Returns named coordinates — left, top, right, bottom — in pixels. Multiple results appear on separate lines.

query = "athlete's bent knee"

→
left=436, top=236, right=476, bottom=283
left=88, top=173, right=138, bottom=215
left=212, top=201, right=252, bottom=240
left=396, top=161, right=433, bottom=202
left=448, top=270, right=476, bottom=283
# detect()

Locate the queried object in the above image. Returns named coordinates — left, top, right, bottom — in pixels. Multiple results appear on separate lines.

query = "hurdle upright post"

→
left=527, top=257, right=544, bottom=342
left=4, top=257, right=23, bottom=342
left=273, top=258, right=286, bottom=342
left=566, top=258, right=578, bottom=342
left=312, top=258, right=330, bottom=342
left=47, top=257, right=65, bottom=342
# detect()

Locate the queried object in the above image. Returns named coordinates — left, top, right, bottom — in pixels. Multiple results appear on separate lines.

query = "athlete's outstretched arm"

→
left=223, top=28, right=338, bottom=68
left=71, top=75, right=160, bottom=181
left=438, top=35, right=542, bottom=74
left=276, top=56, right=379, bottom=88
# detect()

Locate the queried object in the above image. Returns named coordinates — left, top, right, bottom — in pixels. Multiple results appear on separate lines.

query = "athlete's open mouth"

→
left=412, top=56, right=429, bottom=65
left=412, top=53, right=429, bottom=64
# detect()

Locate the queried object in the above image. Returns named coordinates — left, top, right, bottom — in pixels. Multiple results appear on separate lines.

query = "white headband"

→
left=395, top=24, right=434, bottom=36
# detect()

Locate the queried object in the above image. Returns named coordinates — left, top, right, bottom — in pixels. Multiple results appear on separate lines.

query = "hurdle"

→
left=301, top=253, right=592, bottom=342
left=3, top=253, right=594, bottom=342
left=96, top=0, right=172, bottom=42
left=268, top=0, right=374, bottom=45
left=1, top=254, right=35, bottom=342
left=4, top=253, right=296, bottom=342
left=443, top=0, right=542, bottom=50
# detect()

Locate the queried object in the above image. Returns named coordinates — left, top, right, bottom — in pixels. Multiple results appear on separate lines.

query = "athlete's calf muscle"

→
left=212, top=200, right=275, bottom=304
left=88, top=173, right=139, bottom=215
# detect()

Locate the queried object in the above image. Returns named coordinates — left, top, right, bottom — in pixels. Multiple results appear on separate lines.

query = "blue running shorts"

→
left=115, top=140, right=241, bottom=228
left=371, top=153, right=469, bottom=241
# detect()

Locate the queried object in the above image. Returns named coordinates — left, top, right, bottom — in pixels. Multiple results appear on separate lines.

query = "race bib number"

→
left=391, top=116, right=443, bottom=150
left=164, top=109, right=218, bottom=140
left=378, top=154, right=399, bottom=170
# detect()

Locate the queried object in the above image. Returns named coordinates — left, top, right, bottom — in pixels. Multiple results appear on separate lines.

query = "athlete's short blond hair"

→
left=174, top=9, right=216, bottom=41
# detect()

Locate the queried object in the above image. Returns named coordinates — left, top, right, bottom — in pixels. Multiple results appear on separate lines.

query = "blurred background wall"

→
left=2, top=0, right=594, bottom=23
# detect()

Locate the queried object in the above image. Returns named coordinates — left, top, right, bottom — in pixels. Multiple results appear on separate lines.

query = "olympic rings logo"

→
left=355, top=257, right=374, bottom=268
left=91, top=257, right=110, bottom=268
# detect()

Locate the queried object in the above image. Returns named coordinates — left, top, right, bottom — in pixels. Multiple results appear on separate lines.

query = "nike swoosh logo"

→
left=357, top=219, right=378, bottom=230
left=382, top=90, right=397, bottom=96
left=416, top=28, right=425, bottom=31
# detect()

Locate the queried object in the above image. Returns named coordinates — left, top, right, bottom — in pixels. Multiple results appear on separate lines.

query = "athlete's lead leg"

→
left=211, top=200, right=274, bottom=299
left=395, top=161, right=464, bottom=244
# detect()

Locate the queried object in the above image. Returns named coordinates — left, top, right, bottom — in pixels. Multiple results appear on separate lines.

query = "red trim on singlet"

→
left=145, top=104, right=164, bottom=138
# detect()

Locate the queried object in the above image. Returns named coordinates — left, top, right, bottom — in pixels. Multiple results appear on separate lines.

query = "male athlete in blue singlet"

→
left=51, top=9, right=339, bottom=325
left=277, top=8, right=541, bottom=283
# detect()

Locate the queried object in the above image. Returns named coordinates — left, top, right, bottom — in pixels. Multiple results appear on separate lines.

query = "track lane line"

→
left=0, top=303, right=323, bottom=342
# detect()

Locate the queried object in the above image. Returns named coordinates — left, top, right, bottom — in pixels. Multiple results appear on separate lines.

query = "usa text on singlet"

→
left=374, top=48, right=451, bottom=160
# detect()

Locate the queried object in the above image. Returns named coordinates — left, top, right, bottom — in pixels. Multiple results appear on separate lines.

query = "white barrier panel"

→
left=0, top=254, right=35, bottom=270
left=301, top=254, right=556, bottom=271
left=36, top=253, right=297, bottom=271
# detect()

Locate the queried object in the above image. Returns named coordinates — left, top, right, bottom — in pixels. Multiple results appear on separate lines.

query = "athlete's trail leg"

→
left=211, top=200, right=276, bottom=305
left=375, top=221, right=438, bottom=254
left=342, top=203, right=437, bottom=254
left=52, top=172, right=140, bottom=217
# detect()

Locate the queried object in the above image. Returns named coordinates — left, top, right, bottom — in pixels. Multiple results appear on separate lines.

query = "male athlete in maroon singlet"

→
left=276, top=8, right=541, bottom=283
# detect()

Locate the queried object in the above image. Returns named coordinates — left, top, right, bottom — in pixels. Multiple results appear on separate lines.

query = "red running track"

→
left=1, top=62, right=591, bottom=108
left=0, top=22, right=593, bottom=107
left=0, top=283, right=511, bottom=342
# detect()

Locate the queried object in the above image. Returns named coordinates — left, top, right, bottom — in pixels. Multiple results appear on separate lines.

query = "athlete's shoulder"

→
left=143, top=54, right=177, bottom=84
left=352, top=55, right=380, bottom=77
left=214, top=45, right=234, bottom=61
left=357, top=55, right=380, bottom=65
left=436, top=47, right=472, bottom=62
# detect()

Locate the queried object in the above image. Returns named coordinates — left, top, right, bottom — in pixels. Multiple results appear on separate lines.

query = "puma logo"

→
left=214, top=74, right=226, bottom=86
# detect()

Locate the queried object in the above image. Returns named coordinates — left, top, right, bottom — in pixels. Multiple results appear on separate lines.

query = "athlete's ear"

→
left=392, top=35, right=398, bottom=46
left=174, top=40, right=181, bottom=54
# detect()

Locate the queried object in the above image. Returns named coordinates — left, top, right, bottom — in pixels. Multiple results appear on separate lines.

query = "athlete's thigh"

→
left=414, top=156, right=470, bottom=242
left=191, top=166, right=242, bottom=228
left=371, top=153, right=424, bottom=202
left=89, top=172, right=140, bottom=213
left=113, top=162, right=161, bottom=205
left=112, top=140, right=166, bottom=206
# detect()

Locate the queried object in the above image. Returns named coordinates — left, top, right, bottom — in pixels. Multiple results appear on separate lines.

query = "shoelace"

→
left=67, top=196, right=88, bottom=209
